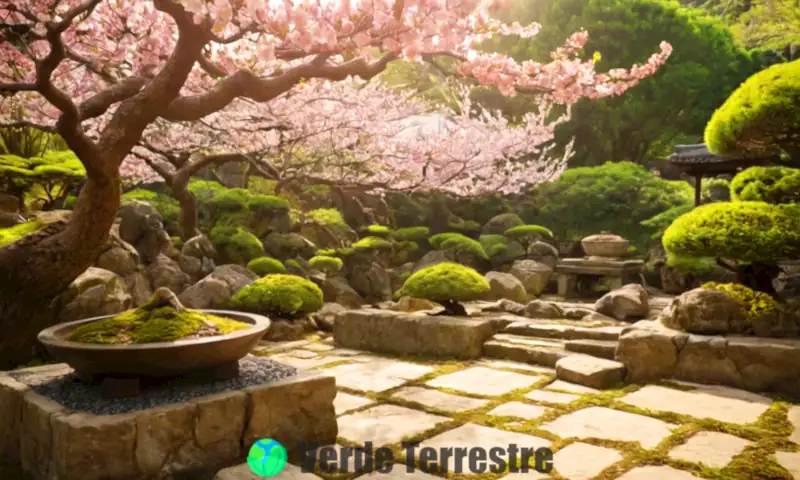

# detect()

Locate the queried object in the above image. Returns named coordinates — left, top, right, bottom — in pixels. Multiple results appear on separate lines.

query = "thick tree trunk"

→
left=0, top=176, right=120, bottom=368
left=174, top=186, right=199, bottom=241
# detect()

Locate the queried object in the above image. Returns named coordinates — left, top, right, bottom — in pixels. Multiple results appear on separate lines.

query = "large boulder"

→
left=320, top=276, right=365, bottom=308
left=178, top=264, right=258, bottom=309
left=310, top=303, right=346, bottom=331
left=509, top=259, right=553, bottom=297
left=347, top=262, right=392, bottom=303
left=123, top=271, right=154, bottom=307
left=145, top=254, right=191, bottom=295
left=412, top=250, right=454, bottom=273
left=482, top=213, right=524, bottom=235
left=178, top=234, right=216, bottom=279
left=263, top=233, right=317, bottom=260
left=594, top=284, right=649, bottom=321
left=524, top=300, right=564, bottom=319
left=95, top=233, right=140, bottom=277
left=484, top=271, right=528, bottom=304
left=527, top=241, right=559, bottom=268
left=57, top=267, right=132, bottom=322
left=660, top=287, right=747, bottom=335
left=388, top=263, right=414, bottom=293
left=118, top=200, right=171, bottom=263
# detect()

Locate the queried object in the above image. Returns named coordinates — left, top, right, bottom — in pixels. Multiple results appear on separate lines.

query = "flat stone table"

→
left=554, top=257, right=644, bottom=298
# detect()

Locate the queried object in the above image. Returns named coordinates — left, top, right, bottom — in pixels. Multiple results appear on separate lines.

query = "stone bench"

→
left=555, top=258, right=645, bottom=298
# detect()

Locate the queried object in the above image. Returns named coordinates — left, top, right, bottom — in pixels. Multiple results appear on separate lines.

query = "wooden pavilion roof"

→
left=667, top=144, right=778, bottom=175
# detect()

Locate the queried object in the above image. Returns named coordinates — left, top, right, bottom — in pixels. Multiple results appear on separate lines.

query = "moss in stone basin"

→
left=68, top=289, right=249, bottom=344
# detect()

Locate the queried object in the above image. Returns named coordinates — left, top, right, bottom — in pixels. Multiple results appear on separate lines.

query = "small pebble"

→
left=11, top=357, right=297, bottom=416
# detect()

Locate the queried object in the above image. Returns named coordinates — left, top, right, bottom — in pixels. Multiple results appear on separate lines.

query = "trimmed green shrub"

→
left=209, top=188, right=250, bottom=212
left=394, top=226, right=430, bottom=242
left=663, top=201, right=800, bottom=264
left=398, top=262, right=489, bottom=305
left=391, top=240, right=420, bottom=265
left=231, top=274, right=324, bottom=319
left=641, top=204, right=694, bottom=240
left=187, top=179, right=226, bottom=204
left=730, top=166, right=800, bottom=204
left=665, top=253, right=716, bottom=276
left=702, top=282, right=777, bottom=322
left=0, top=219, right=43, bottom=247
left=504, top=224, right=553, bottom=240
left=362, top=224, right=392, bottom=238
left=210, top=225, right=265, bottom=265
left=247, top=256, right=287, bottom=276
left=705, top=59, right=800, bottom=158
left=0, top=150, right=85, bottom=210
left=308, top=255, right=344, bottom=275
left=701, top=177, right=731, bottom=203
left=429, top=233, right=488, bottom=260
left=479, top=234, right=510, bottom=258
left=247, top=194, right=290, bottom=214
left=306, top=208, right=346, bottom=226
left=352, top=236, right=393, bottom=251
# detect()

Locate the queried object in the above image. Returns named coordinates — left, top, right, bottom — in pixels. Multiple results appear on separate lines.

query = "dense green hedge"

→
left=705, top=59, right=800, bottom=158
left=730, top=166, right=800, bottom=204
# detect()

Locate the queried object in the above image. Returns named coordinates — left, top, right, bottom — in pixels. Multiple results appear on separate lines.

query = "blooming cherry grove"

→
left=0, top=0, right=671, bottom=363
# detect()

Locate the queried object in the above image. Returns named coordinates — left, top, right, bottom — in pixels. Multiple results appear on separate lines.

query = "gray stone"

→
left=617, top=466, right=701, bottom=479
left=661, top=287, right=747, bottom=334
left=216, top=462, right=323, bottom=480
left=95, top=233, right=140, bottom=276
left=333, top=392, right=373, bottom=415
left=389, top=296, right=440, bottom=313
left=482, top=213, right=524, bottom=235
left=555, top=355, right=625, bottom=389
left=479, top=359, right=556, bottom=374
left=504, top=322, right=623, bottom=341
left=525, top=389, right=580, bottom=405
left=789, top=406, right=800, bottom=445
left=553, top=442, right=622, bottom=480
left=523, top=300, right=564, bottom=319
left=325, top=359, right=434, bottom=392
left=123, top=271, right=154, bottom=306
left=57, top=267, right=132, bottom=322
left=426, top=366, right=541, bottom=396
left=594, top=283, right=649, bottom=321
left=337, top=404, right=449, bottom=447
left=333, top=309, right=494, bottom=359
left=485, top=271, right=528, bottom=303
left=620, top=385, right=769, bottom=425
left=348, top=262, right=393, bottom=303
left=616, top=321, right=686, bottom=382
left=668, top=431, right=751, bottom=468
left=487, top=402, right=549, bottom=420
left=541, top=407, right=674, bottom=449
left=412, top=250, right=453, bottom=273
left=510, top=260, right=553, bottom=297
left=309, top=303, right=346, bottom=332
left=179, top=264, right=257, bottom=309
left=545, top=380, right=600, bottom=395
left=264, top=232, right=317, bottom=260
left=392, top=387, right=489, bottom=413
left=0, top=375, right=29, bottom=462
left=181, top=234, right=216, bottom=259
left=528, top=241, right=559, bottom=268
left=52, top=412, right=138, bottom=479
left=118, top=200, right=171, bottom=263
left=145, top=253, right=190, bottom=294
left=320, top=276, right=365, bottom=308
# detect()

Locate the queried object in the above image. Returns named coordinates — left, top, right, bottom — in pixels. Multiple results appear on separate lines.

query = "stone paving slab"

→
left=553, top=442, right=622, bottom=480
left=215, top=462, right=322, bottom=480
left=334, top=392, right=374, bottom=416
left=478, top=359, right=556, bottom=375
left=270, top=353, right=361, bottom=369
left=545, top=380, right=600, bottom=395
left=616, top=466, right=701, bottom=479
left=541, top=407, right=675, bottom=449
left=304, top=343, right=336, bottom=352
left=338, top=404, right=450, bottom=447
left=620, top=385, right=769, bottom=425
left=326, top=360, right=435, bottom=392
left=487, top=402, right=550, bottom=420
left=426, top=367, right=542, bottom=396
left=789, top=405, right=800, bottom=445
left=524, top=389, right=580, bottom=405
left=667, top=431, right=751, bottom=469
left=392, top=387, right=489, bottom=413
left=354, top=469, right=444, bottom=479
left=286, top=350, right=320, bottom=359
left=417, top=423, right=551, bottom=473
left=555, top=355, right=625, bottom=389
left=775, top=451, right=800, bottom=478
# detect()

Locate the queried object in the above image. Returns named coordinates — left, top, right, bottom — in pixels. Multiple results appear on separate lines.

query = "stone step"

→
left=555, top=355, right=626, bottom=389
left=483, top=334, right=575, bottom=368
left=502, top=322, right=623, bottom=342
left=565, top=339, right=619, bottom=360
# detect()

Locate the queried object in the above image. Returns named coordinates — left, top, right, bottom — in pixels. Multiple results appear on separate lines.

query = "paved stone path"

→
left=218, top=334, right=800, bottom=480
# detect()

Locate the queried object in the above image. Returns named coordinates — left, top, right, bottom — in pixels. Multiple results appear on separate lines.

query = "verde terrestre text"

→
left=297, top=442, right=554, bottom=474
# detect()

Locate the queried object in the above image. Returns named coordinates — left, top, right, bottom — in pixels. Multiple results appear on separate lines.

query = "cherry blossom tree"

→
left=0, top=0, right=671, bottom=367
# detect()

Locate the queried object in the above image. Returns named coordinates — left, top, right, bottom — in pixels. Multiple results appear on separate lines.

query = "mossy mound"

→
left=702, top=282, right=778, bottom=322
left=399, top=262, right=489, bottom=304
left=210, top=225, right=265, bottom=265
left=730, top=166, right=800, bottom=204
left=247, top=256, right=286, bottom=276
left=429, top=233, right=488, bottom=260
left=393, top=226, right=430, bottom=242
left=0, top=219, right=44, bottom=247
left=352, top=236, right=393, bottom=251
left=231, top=274, right=323, bottom=319
left=362, top=224, right=392, bottom=238
left=307, top=255, right=344, bottom=275
left=68, top=289, right=249, bottom=344
left=504, top=224, right=553, bottom=240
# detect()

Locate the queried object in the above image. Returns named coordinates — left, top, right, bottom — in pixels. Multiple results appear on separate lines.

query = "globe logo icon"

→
left=247, top=438, right=288, bottom=477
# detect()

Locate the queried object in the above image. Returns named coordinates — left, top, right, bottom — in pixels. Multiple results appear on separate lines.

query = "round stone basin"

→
left=37, top=310, right=270, bottom=378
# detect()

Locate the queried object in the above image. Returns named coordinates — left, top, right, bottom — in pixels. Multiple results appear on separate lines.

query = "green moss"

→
left=702, top=282, right=778, bottom=321
left=307, top=208, right=347, bottom=226
left=393, top=226, right=430, bottom=242
left=0, top=219, right=44, bottom=247
left=247, top=256, right=287, bottom=276
left=479, top=234, right=510, bottom=258
left=170, top=236, right=183, bottom=250
left=285, top=258, right=303, bottom=270
left=210, top=188, right=251, bottom=212
left=68, top=307, right=249, bottom=344
left=662, top=201, right=800, bottom=263
left=504, top=224, right=553, bottom=240
left=246, top=194, right=290, bottom=214
left=398, top=262, right=490, bottom=303
left=210, top=225, right=265, bottom=265
left=665, top=253, right=716, bottom=275
left=352, top=236, right=393, bottom=251
left=429, top=232, right=488, bottom=260
left=362, top=224, right=392, bottom=238
left=730, top=166, right=800, bottom=204
left=705, top=59, right=800, bottom=158
left=231, top=274, right=324, bottom=319
left=308, top=255, right=344, bottom=275
left=187, top=179, right=226, bottom=204
left=641, top=204, right=694, bottom=239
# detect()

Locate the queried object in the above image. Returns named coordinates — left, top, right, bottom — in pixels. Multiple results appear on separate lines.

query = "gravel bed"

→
left=11, top=356, right=297, bottom=416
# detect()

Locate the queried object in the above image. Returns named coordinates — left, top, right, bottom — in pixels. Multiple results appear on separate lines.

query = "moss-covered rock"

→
left=210, top=225, right=265, bottom=265
left=429, top=233, right=488, bottom=260
left=393, top=226, right=430, bottom=242
left=307, top=255, right=344, bottom=275
left=361, top=224, right=392, bottom=238
left=231, top=274, right=324, bottom=319
left=122, top=189, right=180, bottom=233
left=504, top=224, right=553, bottom=240
left=247, top=256, right=287, bottom=276
left=730, top=166, right=800, bottom=204
left=352, top=235, right=393, bottom=251
left=398, top=262, right=489, bottom=310
left=246, top=194, right=290, bottom=214
left=67, top=288, right=249, bottom=344
left=482, top=212, right=524, bottom=235
left=702, top=282, right=777, bottom=323
left=263, top=232, right=317, bottom=260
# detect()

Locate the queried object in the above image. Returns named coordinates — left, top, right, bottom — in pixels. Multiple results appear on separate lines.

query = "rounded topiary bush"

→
left=398, top=262, right=489, bottom=315
left=429, top=233, right=488, bottom=260
left=247, top=194, right=290, bottom=214
left=247, top=256, right=287, bottom=276
left=730, top=166, right=800, bottom=204
left=362, top=224, right=392, bottom=238
left=705, top=59, right=800, bottom=158
left=210, top=225, right=265, bottom=265
left=308, top=255, right=344, bottom=275
left=352, top=236, right=393, bottom=251
left=394, top=226, right=430, bottom=242
left=231, top=274, right=324, bottom=319
left=504, top=224, right=553, bottom=240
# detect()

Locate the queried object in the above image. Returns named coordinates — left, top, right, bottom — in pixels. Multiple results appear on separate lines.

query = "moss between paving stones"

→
left=293, top=347, right=798, bottom=480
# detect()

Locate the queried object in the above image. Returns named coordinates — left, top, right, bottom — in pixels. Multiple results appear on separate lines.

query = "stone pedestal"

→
left=555, top=258, right=644, bottom=298
left=0, top=365, right=337, bottom=480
